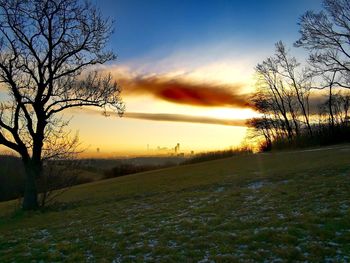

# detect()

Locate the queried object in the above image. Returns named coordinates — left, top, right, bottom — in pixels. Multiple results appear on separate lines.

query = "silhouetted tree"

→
left=250, top=1, right=350, bottom=150
left=253, top=42, right=312, bottom=141
left=319, top=89, right=350, bottom=126
left=255, top=52, right=294, bottom=140
left=274, top=42, right=313, bottom=136
left=295, top=0, right=350, bottom=89
left=0, top=0, right=124, bottom=210
left=295, top=0, right=350, bottom=133
left=250, top=41, right=323, bottom=150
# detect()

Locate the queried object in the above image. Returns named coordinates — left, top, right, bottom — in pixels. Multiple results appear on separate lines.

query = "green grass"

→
left=0, top=146, right=350, bottom=262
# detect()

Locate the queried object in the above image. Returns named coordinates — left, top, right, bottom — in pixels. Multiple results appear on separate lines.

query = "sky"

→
left=67, top=0, right=324, bottom=157
left=0, top=0, right=323, bottom=157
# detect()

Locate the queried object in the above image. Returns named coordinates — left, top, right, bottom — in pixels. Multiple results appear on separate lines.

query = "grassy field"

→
left=0, top=146, right=350, bottom=262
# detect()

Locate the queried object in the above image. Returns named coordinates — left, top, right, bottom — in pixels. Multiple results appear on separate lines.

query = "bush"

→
left=268, top=124, right=350, bottom=151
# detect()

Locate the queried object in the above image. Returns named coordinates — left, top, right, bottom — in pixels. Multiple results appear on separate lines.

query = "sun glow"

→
left=197, top=107, right=259, bottom=120
left=67, top=58, right=260, bottom=157
left=123, top=95, right=259, bottom=121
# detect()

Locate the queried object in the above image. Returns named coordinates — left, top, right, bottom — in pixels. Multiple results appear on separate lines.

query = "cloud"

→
left=119, top=75, right=251, bottom=108
left=94, top=63, right=252, bottom=109
left=76, top=108, right=248, bottom=127
left=124, top=112, right=248, bottom=127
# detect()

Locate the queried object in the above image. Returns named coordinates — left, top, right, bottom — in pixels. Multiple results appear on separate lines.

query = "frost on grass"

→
left=147, top=239, right=158, bottom=248
left=197, top=251, right=214, bottom=263
left=32, top=229, right=51, bottom=243
left=167, top=240, right=178, bottom=248
left=247, top=181, right=270, bottom=190
left=112, top=254, right=123, bottom=263
left=85, top=250, right=94, bottom=262
left=339, top=202, right=349, bottom=214
left=215, top=186, right=225, bottom=193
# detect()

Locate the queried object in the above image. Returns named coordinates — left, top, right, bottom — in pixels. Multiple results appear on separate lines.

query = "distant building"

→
left=174, top=143, right=180, bottom=154
left=157, top=146, right=168, bottom=152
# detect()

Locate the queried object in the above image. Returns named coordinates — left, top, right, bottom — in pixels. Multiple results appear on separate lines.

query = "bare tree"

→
left=256, top=57, right=294, bottom=140
left=319, top=89, right=350, bottom=126
left=249, top=91, right=285, bottom=144
left=274, top=42, right=313, bottom=136
left=295, top=0, right=350, bottom=89
left=251, top=42, right=315, bottom=149
left=0, top=0, right=124, bottom=210
left=255, top=42, right=313, bottom=140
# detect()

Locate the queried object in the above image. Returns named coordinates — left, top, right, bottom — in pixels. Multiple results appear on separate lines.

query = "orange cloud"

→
left=117, top=75, right=251, bottom=108
left=92, top=64, right=253, bottom=108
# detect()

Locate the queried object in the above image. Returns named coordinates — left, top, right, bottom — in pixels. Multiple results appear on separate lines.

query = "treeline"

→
left=104, top=148, right=253, bottom=178
left=0, top=156, right=25, bottom=201
left=249, top=0, right=350, bottom=151
left=103, top=163, right=175, bottom=179
left=182, top=148, right=252, bottom=165
left=0, top=157, right=93, bottom=203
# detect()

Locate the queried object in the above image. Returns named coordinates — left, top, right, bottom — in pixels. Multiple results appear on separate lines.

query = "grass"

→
left=0, top=145, right=350, bottom=262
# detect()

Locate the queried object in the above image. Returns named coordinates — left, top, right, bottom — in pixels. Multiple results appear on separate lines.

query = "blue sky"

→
left=96, top=0, right=322, bottom=63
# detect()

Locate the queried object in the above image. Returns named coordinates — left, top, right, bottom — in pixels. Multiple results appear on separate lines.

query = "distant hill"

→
left=78, top=156, right=186, bottom=170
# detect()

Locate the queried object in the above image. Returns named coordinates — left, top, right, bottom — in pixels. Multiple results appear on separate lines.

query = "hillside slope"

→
left=0, top=146, right=350, bottom=262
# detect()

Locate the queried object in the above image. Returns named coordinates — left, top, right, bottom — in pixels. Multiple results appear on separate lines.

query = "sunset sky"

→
left=67, top=0, right=321, bottom=156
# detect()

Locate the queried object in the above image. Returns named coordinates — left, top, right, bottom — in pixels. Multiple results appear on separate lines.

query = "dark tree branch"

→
left=0, top=0, right=124, bottom=210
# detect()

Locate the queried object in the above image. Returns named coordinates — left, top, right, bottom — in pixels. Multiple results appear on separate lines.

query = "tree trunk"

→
left=329, top=85, right=335, bottom=128
left=329, top=72, right=336, bottom=129
left=22, top=160, right=40, bottom=210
